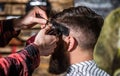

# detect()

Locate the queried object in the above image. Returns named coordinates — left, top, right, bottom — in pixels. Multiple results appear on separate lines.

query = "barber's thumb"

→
left=33, top=18, right=47, bottom=24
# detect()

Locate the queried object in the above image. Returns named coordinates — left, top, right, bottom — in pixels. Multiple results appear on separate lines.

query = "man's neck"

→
left=69, top=47, right=93, bottom=65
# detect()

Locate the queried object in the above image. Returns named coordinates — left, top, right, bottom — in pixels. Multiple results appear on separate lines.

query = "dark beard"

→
left=48, top=37, right=70, bottom=74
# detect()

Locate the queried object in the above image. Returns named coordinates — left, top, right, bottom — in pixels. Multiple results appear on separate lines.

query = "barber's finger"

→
left=33, top=18, right=47, bottom=24
left=40, top=25, right=46, bottom=29
left=43, top=25, right=52, bottom=33
left=34, top=6, right=47, bottom=20
left=32, top=18, right=47, bottom=28
left=38, top=26, right=51, bottom=35
left=40, top=23, right=52, bottom=29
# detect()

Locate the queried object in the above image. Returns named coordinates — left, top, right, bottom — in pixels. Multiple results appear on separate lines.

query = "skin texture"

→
left=13, top=7, right=47, bottom=31
left=34, top=25, right=58, bottom=56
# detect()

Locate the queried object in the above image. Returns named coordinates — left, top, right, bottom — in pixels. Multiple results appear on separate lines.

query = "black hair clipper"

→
left=36, top=14, right=69, bottom=36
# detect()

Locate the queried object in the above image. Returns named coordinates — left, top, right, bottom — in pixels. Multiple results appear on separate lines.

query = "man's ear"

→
left=64, top=36, right=75, bottom=52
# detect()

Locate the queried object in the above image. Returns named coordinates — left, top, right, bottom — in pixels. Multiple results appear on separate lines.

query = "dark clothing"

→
left=0, top=19, right=20, bottom=47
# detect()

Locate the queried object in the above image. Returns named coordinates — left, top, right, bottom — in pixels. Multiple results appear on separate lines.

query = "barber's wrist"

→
left=33, top=42, right=44, bottom=56
left=33, top=41, right=42, bottom=48
left=31, top=43, right=39, bottom=50
left=13, top=18, right=24, bottom=31
left=25, top=43, right=40, bottom=57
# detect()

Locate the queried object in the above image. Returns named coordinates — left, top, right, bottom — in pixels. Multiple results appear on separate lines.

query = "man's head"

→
left=48, top=6, right=104, bottom=74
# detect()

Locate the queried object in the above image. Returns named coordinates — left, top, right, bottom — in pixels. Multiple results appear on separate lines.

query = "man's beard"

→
left=48, top=37, right=70, bottom=74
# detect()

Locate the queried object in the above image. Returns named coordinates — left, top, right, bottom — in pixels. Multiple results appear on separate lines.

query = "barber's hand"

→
left=33, top=26, right=58, bottom=56
left=13, top=6, right=47, bottom=31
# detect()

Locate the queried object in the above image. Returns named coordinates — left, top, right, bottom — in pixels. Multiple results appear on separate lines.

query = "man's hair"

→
left=51, top=6, right=104, bottom=50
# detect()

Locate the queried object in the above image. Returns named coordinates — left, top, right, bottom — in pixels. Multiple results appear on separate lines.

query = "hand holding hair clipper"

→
left=26, top=13, right=69, bottom=47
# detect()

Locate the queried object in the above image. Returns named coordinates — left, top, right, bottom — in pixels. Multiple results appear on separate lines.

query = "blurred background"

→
left=0, top=0, right=120, bottom=76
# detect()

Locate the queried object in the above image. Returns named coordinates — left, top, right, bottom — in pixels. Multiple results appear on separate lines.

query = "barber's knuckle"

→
left=33, top=6, right=37, bottom=10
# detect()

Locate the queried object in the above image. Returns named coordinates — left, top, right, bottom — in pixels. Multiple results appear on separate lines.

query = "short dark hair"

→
left=51, top=6, right=104, bottom=50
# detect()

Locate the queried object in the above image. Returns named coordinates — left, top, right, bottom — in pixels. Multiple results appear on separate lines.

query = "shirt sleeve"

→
left=0, top=19, right=20, bottom=47
left=0, top=44, right=40, bottom=76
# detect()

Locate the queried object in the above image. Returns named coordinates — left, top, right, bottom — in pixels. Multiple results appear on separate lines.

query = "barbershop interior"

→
left=0, top=0, right=120, bottom=76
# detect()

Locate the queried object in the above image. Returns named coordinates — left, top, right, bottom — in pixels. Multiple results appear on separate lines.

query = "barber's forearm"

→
left=23, top=43, right=40, bottom=73
left=0, top=44, right=40, bottom=76
left=17, top=44, right=40, bottom=75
